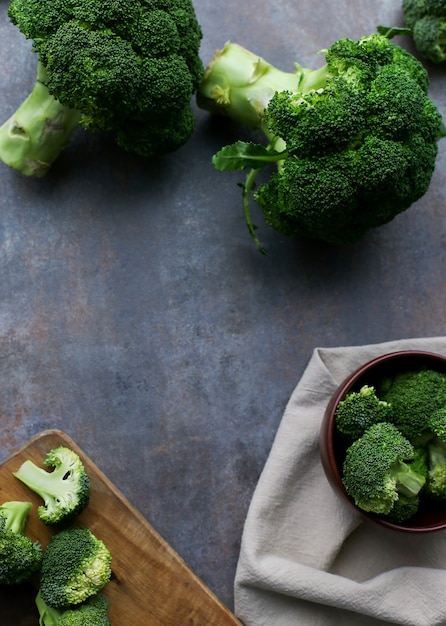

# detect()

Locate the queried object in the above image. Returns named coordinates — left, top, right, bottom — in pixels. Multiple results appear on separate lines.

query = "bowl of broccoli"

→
left=320, top=350, right=446, bottom=532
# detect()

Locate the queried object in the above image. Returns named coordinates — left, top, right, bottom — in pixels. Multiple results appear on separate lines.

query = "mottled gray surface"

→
left=0, top=0, right=445, bottom=622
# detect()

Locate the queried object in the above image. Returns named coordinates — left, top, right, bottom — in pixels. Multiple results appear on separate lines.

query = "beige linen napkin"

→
left=235, top=337, right=446, bottom=626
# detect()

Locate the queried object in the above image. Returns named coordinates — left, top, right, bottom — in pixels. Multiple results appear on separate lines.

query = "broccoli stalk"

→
left=0, top=62, right=81, bottom=177
left=426, top=436, right=446, bottom=499
left=197, top=34, right=444, bottom=253
left=0, top=500, right=43, bottom=585
left=14, top=446, right=91, bottom=525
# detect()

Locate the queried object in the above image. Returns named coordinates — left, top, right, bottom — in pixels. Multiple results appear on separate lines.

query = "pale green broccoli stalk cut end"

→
left=36, top=590, right=111, bottom=626
left=0, top=62, right=81, bottom=177
left=198, top=34, right=444, bottom=253
left=14, top=446, right=91, bottom=525
left=39, top=526, right=112, bottom=609
left=0, top=500, right=43, bottom=585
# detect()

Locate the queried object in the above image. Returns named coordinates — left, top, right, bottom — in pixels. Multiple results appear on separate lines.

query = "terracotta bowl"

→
left=320, top=350, right=446, bottom=532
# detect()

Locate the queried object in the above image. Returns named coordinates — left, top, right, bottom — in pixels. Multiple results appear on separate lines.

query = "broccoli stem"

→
left=197, top=42, right=330, bottom=135
left=14, top=459, right=68, bottom=500
left=0, top=501, right=32, bottom=534
left=0, top=61, right=81, bottom=177
left=391, top=460, right=426, bottom=498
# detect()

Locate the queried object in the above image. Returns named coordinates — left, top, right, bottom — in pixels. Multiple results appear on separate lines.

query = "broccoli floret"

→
left=403, top=0, right=446, bottom=63
left=342, top=422, right=426, bottom=517
left=39, top=526, right=112, bottom=609
left=14, top=446, right=91, bottom=525
left=36, top=590, right=111, bottom=626
left=197, top=34, right=444, bottom=253
left=0, top=0, right=203, bottom=176
left=335, top=384, right=394, bottom=441
left=378, top=369, right=446, bottom=443
left=0, top=500, right=43, bottom=585
left=425, top=435, right=446, bottom=499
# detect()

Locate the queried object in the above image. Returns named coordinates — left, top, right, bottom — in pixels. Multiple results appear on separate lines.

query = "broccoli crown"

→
left=378, top=369, right=446, bottom=443
left=256, top=34, right=443, bottom=244
left=202, top=35, right=444, bottom=251
left=7, top=0, right=203, bottom=157
left=36, top=590, right=110, bottom=626
left=342, top=422, right=426, bottom=516
left=14, top=446, right=91, bottom=525
left=40, top=526, right=112, bottom=609
left=335, top=384, right=394, bottom=441
left=403, top=0, right=446, bottom=63
left=0, top=501, right=43, bottom=585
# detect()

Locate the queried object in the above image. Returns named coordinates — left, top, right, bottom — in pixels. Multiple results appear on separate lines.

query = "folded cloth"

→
left=234, top=337, right=446, bottom=626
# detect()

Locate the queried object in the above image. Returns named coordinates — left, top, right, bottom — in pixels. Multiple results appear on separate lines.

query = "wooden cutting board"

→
left=0, top=429, right=242, bottom=625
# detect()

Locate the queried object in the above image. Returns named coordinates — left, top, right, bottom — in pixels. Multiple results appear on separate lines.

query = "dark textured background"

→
left=0, top=1, right=445, bottom=622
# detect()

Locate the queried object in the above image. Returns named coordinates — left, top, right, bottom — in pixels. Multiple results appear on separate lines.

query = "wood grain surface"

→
left=0, top=429, right=242, bottom=625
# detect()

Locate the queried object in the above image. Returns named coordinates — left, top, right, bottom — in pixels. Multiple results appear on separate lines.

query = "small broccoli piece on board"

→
left=36, top=590, right=111, bottom=626
left=0, top=500, right=43, bottom=585
left=14, top=446, right=91, bottom=525
left=39, top=526, right=112, bottom=609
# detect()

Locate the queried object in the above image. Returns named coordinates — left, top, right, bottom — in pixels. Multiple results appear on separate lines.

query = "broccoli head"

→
left=0, top=500, right=43, bottom=585
left=335, top=384, right=394, bottom=441
left=403, top=0, right=446, bottom=63
left=36, top=590, right=111, bottom=626
left=198, top=34, right=444, bottom=253
left=0, top=0, right=203, bottom=176
left=14, top=446, right=91, bottom=525
left=342, top=422, right=426, bottom=517
left=378, top=368, right=446, bottom=443
left=39, top=526, right=112, bottom=609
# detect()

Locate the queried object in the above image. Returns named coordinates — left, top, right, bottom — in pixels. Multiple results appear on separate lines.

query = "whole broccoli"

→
left=0, top=0, right=203, bottom=177
left=39, top=526, right=112, bottom=609
left=335, top=384, right=394, bottom=441
left=378, top=368, right=446, bottom=443
left=36, top=590, right=110, bottom=626
left=342, top=422, right=426, bottom=517
left=197, top=34, right=444, bottom=253
left=14, top=446, right=91, bottom=525
left=403, top=0, right=446, bottom=63
left=0, top=500, right=43, bottom=585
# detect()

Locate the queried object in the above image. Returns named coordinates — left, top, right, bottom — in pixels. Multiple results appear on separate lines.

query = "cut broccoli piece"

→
left=425, top=435, right=446, bottom=499
left=335, top=384, right=394, bottom=441
left=342, top=422, right=426, bottom=517
left=39, top=526, right=112, bottom=609
left=36, top=590, right=111, bottom=625
left=14, top=446, right=91, bottom=525
left=197, top=33, right=444, bottom=253
left=0, top=500, right=43, bottom=585
left=378, top=369, right=446, bottom=443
